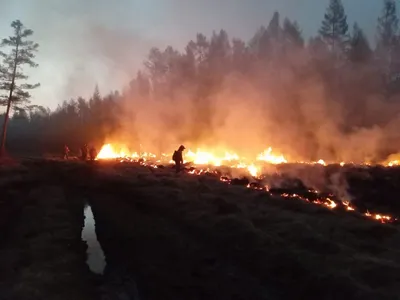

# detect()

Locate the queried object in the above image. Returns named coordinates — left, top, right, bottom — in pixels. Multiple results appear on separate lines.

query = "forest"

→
left=2, top=0, right=400, bottom=162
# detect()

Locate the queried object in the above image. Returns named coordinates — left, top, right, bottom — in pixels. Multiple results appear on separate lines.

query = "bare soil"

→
left=1, top=159, right=400, bottom=300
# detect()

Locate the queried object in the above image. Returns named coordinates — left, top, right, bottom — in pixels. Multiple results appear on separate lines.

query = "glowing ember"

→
left=325, top=198, right=337, bottom=209
left=343, top=201, right=355, bottom=211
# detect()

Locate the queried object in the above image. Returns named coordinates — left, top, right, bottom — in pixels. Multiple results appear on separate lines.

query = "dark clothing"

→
left=63, top=146, right=70, bottom=160
left=173, top=150, right=184, bottom=173
left=175, top=160, right=181, bottom=173
left=81, top=146, right=88, bottom=161
left=89, top=148, right=97, bottom=161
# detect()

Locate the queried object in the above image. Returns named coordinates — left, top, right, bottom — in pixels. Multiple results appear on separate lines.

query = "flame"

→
left=247, top=164, right=259, bottom=177
left=257, top=147, right=287, bottom=164
left=343, top=201, right=355, bottom=211
left=96, top=144, right=286, bottom=177
left=388, top=160, right=400, bottom=167
left=185, top=149, right=239, bottom=166
left=96, top=143, right=400, bottom=171
left=97, top=144, right=138, bottom=160
left=94, top=143, right=397, bottom=224
left=96, top=144, right=157, bottom=161
left=382, top=153, right=400, bottom=167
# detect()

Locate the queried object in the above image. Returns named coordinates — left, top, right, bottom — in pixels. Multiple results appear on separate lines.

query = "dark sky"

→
left=0, top=0, right=388, bottom=109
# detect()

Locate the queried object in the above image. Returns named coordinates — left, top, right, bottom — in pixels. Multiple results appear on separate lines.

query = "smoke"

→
left=328, top=171, right=353, bottom=202
left=110, top=46, right=400, bottom=164
left=3, top=0, right=399, bottom=163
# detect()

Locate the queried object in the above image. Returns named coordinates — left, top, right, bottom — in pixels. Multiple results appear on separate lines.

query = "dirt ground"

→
left=1, top=159, right=400, bottom=300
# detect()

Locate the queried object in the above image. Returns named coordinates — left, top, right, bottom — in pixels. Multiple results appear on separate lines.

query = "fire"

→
left=382, top=153, right=400, bottom=167
left=257, top=147, right=287, bottom=164
left=96, top=144, right=157, bottom=161
left=96, top=144, right=285, bottom=177
left=388, top=160, right=400, bottom=167
left=97, top=144, right=138, bottom=160
left=325, top=198, right=337, bottom=209
left=94, top=143, right=397, bottom=224
left=96, top=143, right=400, bottom=170
left=343, top=201, right=355, bottom=211
left=247, top=164, right=259, bottom=177
left=185, top=149, right=239, bottom=166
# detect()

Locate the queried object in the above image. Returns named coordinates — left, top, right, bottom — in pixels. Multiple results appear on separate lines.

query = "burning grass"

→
left=95, top=144, right=398, bottom=224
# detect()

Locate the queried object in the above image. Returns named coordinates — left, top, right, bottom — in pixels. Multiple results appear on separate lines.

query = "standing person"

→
left=89, top=146, right=97, bottom=161
left=81, top=144, right=88, bottom=161
left=63, top=145, right=70, bottom=160
left=172, top=145, right=185, bottom=173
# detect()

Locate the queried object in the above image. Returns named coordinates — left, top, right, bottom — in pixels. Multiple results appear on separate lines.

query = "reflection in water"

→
left=82, top=204, right=106, bottom=274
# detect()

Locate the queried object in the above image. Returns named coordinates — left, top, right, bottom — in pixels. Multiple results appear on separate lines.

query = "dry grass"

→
left=79, top=161, right=400, bottom=300
left=1, top=159, right=400, bottom=299
left=0, top=167, right=96, bottom=300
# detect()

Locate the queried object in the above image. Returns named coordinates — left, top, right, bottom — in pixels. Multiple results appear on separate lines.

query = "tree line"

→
left=1, top=0, right=400, bottom=160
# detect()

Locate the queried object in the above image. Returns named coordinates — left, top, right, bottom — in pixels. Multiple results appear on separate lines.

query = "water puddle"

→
left=82, top=204, right=106, bottom=275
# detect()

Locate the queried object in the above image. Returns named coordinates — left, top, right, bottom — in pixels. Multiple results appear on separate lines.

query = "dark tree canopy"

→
left=349, top=23, right=372, bottom=64
left=0, top=20, right=39, bottom=107
left=377, top=0, right=399, bottom=49
left=0, top=20, right=39, bottom=156
left=376, top=0, right=400, bottom=85
left=319, top=0, right=349, bottom=54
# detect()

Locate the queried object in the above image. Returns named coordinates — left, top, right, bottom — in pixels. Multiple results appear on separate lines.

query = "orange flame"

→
left=94, top=143, right=397, bottom=224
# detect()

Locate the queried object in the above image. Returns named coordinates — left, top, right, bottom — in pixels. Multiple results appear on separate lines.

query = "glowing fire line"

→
left=95, top=143, right=397, bottom=224
left=96, top=144, right=331, bottom=177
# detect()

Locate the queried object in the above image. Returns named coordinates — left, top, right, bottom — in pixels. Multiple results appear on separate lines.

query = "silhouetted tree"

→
left=283, top=18, right=304, bottom=48
left=319, top=0, right=349, bottom=56
left=92, top=84, right=101, bottom=102
left=376, top=0, right=399, bottom=86
left=0, top=20, right=39, bottom=156
left=349, top=23, right=372, bottom=64
left=5, top=8, right=400, bottom=161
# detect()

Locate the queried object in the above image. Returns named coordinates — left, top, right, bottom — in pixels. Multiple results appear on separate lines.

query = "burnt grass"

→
left=1, top=160, right=400, bottom=299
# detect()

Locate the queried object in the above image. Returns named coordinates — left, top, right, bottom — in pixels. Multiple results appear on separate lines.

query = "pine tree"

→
left=319, top=0, right=349, bottom=55
left=283, top=18, right=304, bottom=47
left=349, top=23, right=372, bottom=64
left=376, top=0, right=399, bottom=84
left=266, top=11, right=281, bottom=39
left=253, top=12, right=283, bottom=61
left=0, top=20, right=39, bottom=157
left=92, top=84, right=101, bottom=102
left=377, top=0, right=398, bottom=49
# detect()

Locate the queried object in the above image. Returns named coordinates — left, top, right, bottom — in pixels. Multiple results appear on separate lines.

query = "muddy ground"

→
left=1, top=159, right=400, bottom=300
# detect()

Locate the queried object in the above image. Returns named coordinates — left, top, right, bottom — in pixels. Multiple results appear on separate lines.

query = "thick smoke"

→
left=4, top=0, right=399, bottom=163
left=113, top=49, right=400, bottom=164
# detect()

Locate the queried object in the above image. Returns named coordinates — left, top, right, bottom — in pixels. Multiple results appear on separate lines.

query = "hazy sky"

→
left=0, top=0, right=388, bottom=109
